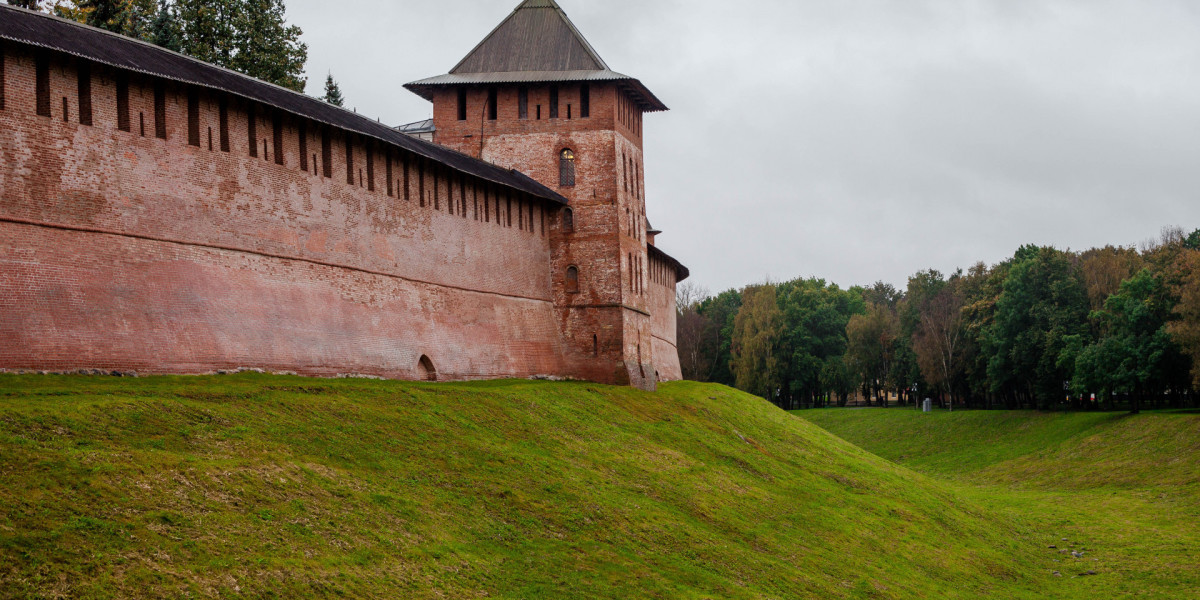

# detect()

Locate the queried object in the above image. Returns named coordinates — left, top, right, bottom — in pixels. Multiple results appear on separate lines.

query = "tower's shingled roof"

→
left=406, top=0, right=667, bottom=112
left=0, top=4, right=568, bottom=205
left=452, top=0, right=608, bottom=74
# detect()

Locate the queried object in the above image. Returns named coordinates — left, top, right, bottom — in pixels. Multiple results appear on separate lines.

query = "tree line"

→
left=678, top=228, right=1200, bottom=413
left=5, top=0, right=344, bottom=100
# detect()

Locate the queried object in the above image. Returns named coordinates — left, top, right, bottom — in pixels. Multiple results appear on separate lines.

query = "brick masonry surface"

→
left=0, top=43, right=683, bottom=388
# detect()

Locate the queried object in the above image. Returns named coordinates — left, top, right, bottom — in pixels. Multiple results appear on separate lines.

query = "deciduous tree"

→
left=730, top=285, right=782, bottom=402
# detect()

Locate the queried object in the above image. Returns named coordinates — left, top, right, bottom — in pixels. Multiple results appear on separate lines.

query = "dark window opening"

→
left=417, top=355, right=437, bottom=382
left=0, top=42, right=6, bottom=111
left=566, top=266, right=579, bottom=294
left=457, top=87, right=467, bottom=121
left=593, top=334, right=598, bottom=356
left=567, top=104, right=572, bottom=120
left=272, top=113, right=284, bottom=166
left=460, top=176, right=467, bottom=218
left=385, top=149, right=393, bottom=197
left=518, top=86, right=528, bottom=119
left=218, top=98, right=229, bottom=151
left=506, top=195, right=512, bottom=227
left=187, top=89, right=200, bottom=147
left=207, top=127, right=213, bottom=151
left=580, top=84, right=590, bottom=118
left=247, top=103, right=258, bottom=157
left=298, top=121, right=308, bottom=172
left=487, top=87, right=497, bottom=120
left=563, top=207, right=574, bottom=232
left=540, top=206, right=545, bottom=236
left=559, top=148, right=576, bottom=187
left=433, top=168, right=440, bottom=210
left=321, top=129, right=332, bottom=178
left=61, top=97, right=67, bottom=122
left=139, top=112, right=145, bottom=136
left=536, top=105, right=541, bottom=120
left=549, top=85, right=559, bottom=119
left=153, top=83, right=166, bottom=139
left=418, top=159, right=426, bottom=207
left=403, top=154, right=410, bottom=201
left=77, top=64, right=92, bottom=126
left=483, top=187, right=490, bottom=223
left=35, top=53, right=50, bottom=117
left=366, top=145, right=375, bottom=191
left=345, top=136, right=355, bottom=185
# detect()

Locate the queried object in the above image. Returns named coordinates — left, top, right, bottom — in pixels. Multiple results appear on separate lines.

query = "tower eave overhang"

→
left=405, top=70, right=669, bottom=113
left=649, top=244, right=690, bottom=283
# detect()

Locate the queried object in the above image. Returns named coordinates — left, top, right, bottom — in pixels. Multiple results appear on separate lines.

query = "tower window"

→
left=562, top=207, right=574, bottom=232
left=487, top=87, right=497, bottom=121
left=35, top=53, right=50, bottom=117
left=345, top=135, right=355, bottom=185
left=536, top=105, right=541, bottom=120
left=580, top=84, right=590, bottom=118
left=567, top=104, right=572, bottom=120
left=77, top=64, right=92, bottom=126
left=457, top=87, right=467, bottom=121
left=549, top=85, right=559, bottom=119
left=566, top=266, right=580, bottom=294
left=518, top=86, right=528, bottom=119
left=559, top=148, right=576, bottom=187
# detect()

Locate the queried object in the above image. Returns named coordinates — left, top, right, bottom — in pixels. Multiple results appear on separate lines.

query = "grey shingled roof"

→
left=452, top=0, right=607, bottom=74
left=405, top=0, right=668, bottom=112
left=0, top=5, right=568, bottom=205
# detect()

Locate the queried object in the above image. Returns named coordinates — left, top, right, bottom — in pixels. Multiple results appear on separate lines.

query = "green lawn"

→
left=0, top=374, right=1066, bottom=599
left=801, top=407, right=1200, bottom=599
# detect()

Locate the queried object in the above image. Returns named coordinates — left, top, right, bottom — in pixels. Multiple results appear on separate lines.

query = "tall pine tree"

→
left=322, top=73, right=345, bottom=107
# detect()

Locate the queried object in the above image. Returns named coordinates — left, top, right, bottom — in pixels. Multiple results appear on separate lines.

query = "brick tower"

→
left=407, top=0, right=676, bottom=389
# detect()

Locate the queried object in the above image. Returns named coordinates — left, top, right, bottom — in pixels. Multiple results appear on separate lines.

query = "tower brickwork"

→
left=408, top=0, right=685, bottom=390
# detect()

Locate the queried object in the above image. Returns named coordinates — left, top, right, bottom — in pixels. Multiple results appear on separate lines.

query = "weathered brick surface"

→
left=0, top=47, right=565, bottom=380
left=429, top=81, right=678, bottom=390
left=0, top=43, right=684, bottom=387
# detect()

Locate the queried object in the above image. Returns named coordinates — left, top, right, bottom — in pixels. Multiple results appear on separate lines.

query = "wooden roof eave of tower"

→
left=404, top=0, right=668, bottom=113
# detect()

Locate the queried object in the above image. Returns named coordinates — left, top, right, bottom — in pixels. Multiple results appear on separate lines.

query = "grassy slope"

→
left=0, top=375, right=1057, bottom=600
left=802, top=408, right=1200, bottom=598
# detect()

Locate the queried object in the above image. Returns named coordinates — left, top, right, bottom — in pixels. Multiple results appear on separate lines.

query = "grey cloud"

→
left=288, top=0, right=1200, bottom=292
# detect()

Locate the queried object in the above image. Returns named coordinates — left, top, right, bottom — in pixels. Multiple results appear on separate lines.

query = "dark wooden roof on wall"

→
left=0, top=5, right=568, bottom=205
left=406, top=0, right=668, bottom=113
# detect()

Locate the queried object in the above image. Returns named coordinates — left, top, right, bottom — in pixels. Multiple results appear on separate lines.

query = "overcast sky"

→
left=288, top=0, right=1200, bottom=293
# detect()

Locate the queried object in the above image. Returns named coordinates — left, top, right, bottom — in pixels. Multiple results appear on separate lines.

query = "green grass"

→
left=0, top=374, right=1070, bottom=599
left=802, top=407, right=1200, bottom=599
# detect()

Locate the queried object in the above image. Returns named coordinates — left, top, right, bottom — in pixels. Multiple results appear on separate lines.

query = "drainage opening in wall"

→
left=417, top=355, right=437, bottom=381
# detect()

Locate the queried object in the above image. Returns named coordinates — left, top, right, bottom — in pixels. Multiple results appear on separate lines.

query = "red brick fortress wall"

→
left=0, top=46, right=567, bottom=380
left=431, top=82, right=678, bottom=391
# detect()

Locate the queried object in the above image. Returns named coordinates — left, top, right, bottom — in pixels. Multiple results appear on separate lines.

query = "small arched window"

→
left=559, top=148, right=576, bottom=187
left=562, top=207, right=574, bottom=232
left=566, top=266, right=580, bottom=294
